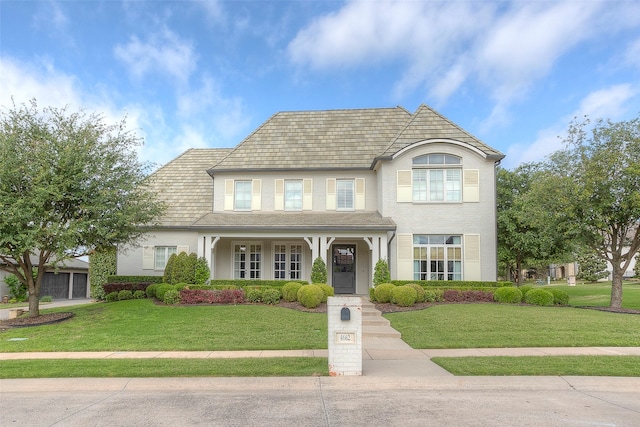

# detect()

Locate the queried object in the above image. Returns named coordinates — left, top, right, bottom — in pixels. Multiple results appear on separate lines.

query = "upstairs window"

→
left=284, top=180, right=303, bottom=211
left=412, top=154, right=461, bottom=202
left=336, top=179, right=354, bottom=210
left=234, top=181, right=252, bottom=210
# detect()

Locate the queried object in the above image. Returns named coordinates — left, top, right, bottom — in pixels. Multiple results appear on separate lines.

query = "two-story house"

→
left=117, top=105, right=505, bottom=294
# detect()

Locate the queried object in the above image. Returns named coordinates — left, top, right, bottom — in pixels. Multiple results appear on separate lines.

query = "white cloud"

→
left=504, top=84, right=638, bottom=168
left=625, top=37, right=640, bottom=69
left=288, top=0, right=637, bottom=130
left=114, top=28, right=197, bottom=84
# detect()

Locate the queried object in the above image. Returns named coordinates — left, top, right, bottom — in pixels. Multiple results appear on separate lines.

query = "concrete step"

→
left=363, top=317, right=390, bottom=326
left=362, top=326, right=402, bottom=339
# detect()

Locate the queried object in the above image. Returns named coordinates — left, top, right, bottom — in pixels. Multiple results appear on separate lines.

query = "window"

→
left=155, top=246, right=177, bottom=270
left=274, top=244, right=302, bottom=279
left=336, top=179, right=354, bottom=210
left=234, top=243, right=262, bottom=279
left=235, top=181, right=252, bottom=210
left=284, top=180, right=303, bottom=211
left=413, top=235, right=462, bottom=281
left=412, top=154, right=462, bottom=202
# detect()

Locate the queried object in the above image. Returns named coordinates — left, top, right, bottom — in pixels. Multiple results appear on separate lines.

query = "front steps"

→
left=361, top=299, right=401, bottom=339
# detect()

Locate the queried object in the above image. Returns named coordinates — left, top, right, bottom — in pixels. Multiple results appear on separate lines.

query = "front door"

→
left=332, top=245, right=356, bottom=294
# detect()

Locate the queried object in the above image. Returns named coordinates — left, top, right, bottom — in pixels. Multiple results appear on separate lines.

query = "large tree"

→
left=497, top=165, right=573, bottom=285
left=0, top=100, right=165, bottom=316
left=538, top=117, right=640, bottom=308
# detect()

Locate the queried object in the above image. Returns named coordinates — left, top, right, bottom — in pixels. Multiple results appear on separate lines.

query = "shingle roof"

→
left=210, top=107, right=411, bottom=171
left=149, top=148, right=232, bottom=226
left=378, top=105, right=504, bottom=160
left=191, top=211, right=396, bottom=231
left=209, top=105, right=503, bottom=173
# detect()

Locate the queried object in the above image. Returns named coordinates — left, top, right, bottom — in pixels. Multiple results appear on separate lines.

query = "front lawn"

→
left=386, top=304, right=640, bottom=349
left=0, top=299, right=327, bottom=352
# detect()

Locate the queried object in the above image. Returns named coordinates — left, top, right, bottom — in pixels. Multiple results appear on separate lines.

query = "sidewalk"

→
left=2, top=298, right=639, bottom=377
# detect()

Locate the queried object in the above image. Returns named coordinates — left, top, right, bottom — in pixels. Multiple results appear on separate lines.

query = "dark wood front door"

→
left=332, top=245, right=356, bottom=294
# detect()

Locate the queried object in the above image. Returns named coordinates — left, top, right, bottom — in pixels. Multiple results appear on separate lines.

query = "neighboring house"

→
left=117, top=105, right=505, bottom=294
left=0, top=257, right=90, bottom=300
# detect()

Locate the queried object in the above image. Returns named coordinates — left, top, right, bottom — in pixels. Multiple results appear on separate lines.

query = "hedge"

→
left=180, top=289, right=246, bottom=304
left=391, top=280, right=512, bottom=288
left=107, top=276, right=164, bottom=284
left=103, top=282, right=155, bottom=294
left=208, top=280, right=307, bottom=289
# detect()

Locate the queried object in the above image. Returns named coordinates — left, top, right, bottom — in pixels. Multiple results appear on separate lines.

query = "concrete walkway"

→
left=2, top=297, right=640, bottom=377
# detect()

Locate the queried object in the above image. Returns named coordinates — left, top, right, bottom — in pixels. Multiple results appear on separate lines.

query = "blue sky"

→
left=1, top=0, right=639, bottom=169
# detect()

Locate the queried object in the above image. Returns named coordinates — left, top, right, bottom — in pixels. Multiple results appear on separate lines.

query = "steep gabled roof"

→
left=149, top=148, right=232, bottom=226
left=209, top=107, right=411, bottom=171
left=377, top=105, right=504, bottom=161
left=209, top=105, right=503, bottom=173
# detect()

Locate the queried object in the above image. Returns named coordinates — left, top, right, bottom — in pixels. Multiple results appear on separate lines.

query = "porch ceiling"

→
left=190, top=211, right=396, bottom=232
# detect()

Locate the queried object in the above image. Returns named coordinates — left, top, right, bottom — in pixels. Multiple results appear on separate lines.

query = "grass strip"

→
left=431, top=356, right=640, bottom=376
left=0, top=357, right=328, bottom=378
left=386, top=304, right=640, bottom=349
left=0, top=300, right=328, bottom=352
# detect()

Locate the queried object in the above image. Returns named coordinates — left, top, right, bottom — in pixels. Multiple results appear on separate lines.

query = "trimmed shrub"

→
left=163, top=289, right=181, bottom=305
left=103, top=282, right=154, bottom=294
left=524, top=289, right=554, bottom=306
left=246, top=287, right=263, bottom=303
left=156, top=284, right=175, bottom=301
left=368, top=287, right=376, bottom=302
left=374, top=283, right=396, bottom=303
left=194, top=257, right=210, bottom=285
left=117, top=290, right=133, bottom=301
left=443, top=289, right=494, bottom=302
left=40, top=295, right=52, bottom=303
left=310, top=257, right=328, bottom=284
left=297, top=285, right=324, bottom=309
left=107, top=275, right=164, bottom=284
left=550, top=289, right=569, bottom=306
left=105, top=292, right=119, bottom=302
left=282, top=282, right=303, bottom=302
left=391, top=285, right=417, bottom=307
left=373, top=258, right=390, bottom=286
left=423, top=289, right=439, bottom=302
left=88, top=247, right=116, bottom=300
left=146, top=283, right=160, bottom=299
left=393, top=280, right=513, bottom=288
left=406, top=283, right=426, bottom=303
left=4, top=274, right=27, bottom=302
left=179, top=289, right=245, bottom=304
left=133, top=290, right=146, bottom=299
left=518, top=285, right=533, bottom=299
left=317, top=284, right=334, bottom=303
left=494, top=287, right=523, bottom=304
left=261, top=288, right=281, bottom=305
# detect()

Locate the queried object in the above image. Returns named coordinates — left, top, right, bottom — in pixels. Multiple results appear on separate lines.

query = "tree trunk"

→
left=610, top=264, right=624, bottom=309
left=28, top=291, right=40, bottom=317
left=516, top=257, right=523, bottom=286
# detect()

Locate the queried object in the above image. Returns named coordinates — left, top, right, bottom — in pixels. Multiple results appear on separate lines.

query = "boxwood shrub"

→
left=297, top=285, right=324, bottom=309
left=133, top=290, right=146, bottom=299
left=391, top=285, right=417, bottom=307
left=317, top=284, right=334, bottom=303
left=518, top=285, right=533, bottom=299
left=155, top=284, right=175, bottom=301
left=105, top=291, right=119, bottom=302
left=550, top=289, right=569, bottom=306
left=246, top=287, right=263, bottom=303
left=374, top=283, right=396, bottom=303
left=524, top=289, right=554, bottom=306
left=163, top=289, right=181, bottom=305
left=117, top=290, right=133, bottom=301
left=493, top=286, right=523, bottom=304
left=282, top=282, right=303, bottom=302
left=261, top=287, right=281, bottom=305
left=423, top=289, right=443, bottom=302
left=406, top=283, right=426, bottom=303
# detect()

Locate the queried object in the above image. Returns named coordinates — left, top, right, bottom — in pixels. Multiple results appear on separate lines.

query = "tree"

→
left=310, top=257, right=327, bottom=284
left=497, top=165, right=573, bottom=285
left=0, top=100, right=165, bottom=317
left=576, top=249, right=609, bottom=283
left=635, top=253, right=640, bottom=278
left=537, top=117, right=640, bottom=308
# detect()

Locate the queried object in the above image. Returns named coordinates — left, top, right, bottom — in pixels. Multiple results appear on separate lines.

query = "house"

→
left=0, top=257, right=90, bottom=301
left=117, top=105, right=505, bottom=294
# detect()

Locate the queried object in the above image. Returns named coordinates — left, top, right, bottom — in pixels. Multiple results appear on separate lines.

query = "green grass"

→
left=541, top=282, right=640, bottom=309
left=0, top=299, right=327, bottom=352
left=0, top=357, right=328, bottom=378
left=386, top=304, right=640, bottom=348
left=432, top=356, right=640, bottom=376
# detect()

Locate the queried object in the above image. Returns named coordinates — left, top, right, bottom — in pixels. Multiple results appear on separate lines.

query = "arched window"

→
left=412, top=154, right=462, bottom=202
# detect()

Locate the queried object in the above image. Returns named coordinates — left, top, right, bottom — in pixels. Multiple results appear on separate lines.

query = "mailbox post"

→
left=327, top=296, right=362, bottom=376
